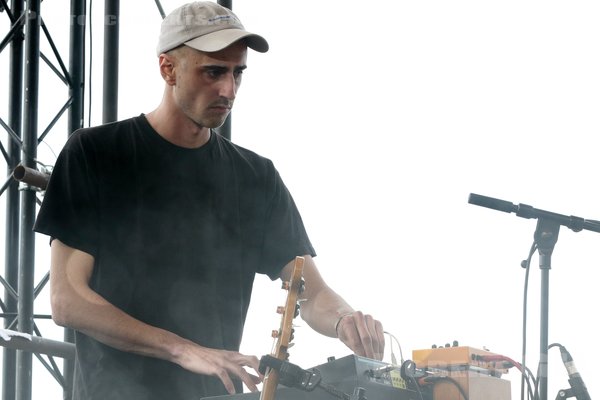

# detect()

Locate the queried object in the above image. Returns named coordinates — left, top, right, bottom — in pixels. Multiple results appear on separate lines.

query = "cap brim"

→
left=184, top=29, right=269, bottom=53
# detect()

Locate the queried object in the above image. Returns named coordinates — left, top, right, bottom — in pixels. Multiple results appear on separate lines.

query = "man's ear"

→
left=158, top=54, right=176, bottom=85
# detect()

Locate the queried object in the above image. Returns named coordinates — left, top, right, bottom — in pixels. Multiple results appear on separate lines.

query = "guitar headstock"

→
left=259, top=256, right=305, bottom=400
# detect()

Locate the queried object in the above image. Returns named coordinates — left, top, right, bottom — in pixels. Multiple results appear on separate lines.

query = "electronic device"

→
left=201, top=354, right=433, bottom=400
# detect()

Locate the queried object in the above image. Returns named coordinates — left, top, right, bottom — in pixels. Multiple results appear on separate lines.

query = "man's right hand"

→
left=173, top=341, right=263, bottom=394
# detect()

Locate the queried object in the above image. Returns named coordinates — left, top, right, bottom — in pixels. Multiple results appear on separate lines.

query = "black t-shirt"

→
left=34, top=115, right=315, bottom=400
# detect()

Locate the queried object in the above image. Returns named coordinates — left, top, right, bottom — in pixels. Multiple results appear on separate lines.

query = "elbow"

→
left=50, top=290, right=73, bottom=328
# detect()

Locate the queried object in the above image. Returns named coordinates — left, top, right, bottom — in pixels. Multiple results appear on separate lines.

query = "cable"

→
left=407, top=376, right=425, bottom=400
left=473, top=353, right=535, bottom=400
left=520, top=241, right=537, bottom=400
left=548, top=343, right=591, bottom=400
left=420, top=376, right=469, bottom=400
left=398, top=360, right=429, bottom=400
left=384, top=331, right=404, bottom=365
left=259, top=355, right=357, bottom=400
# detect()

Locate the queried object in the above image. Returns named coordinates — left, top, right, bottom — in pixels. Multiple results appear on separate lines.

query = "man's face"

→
left=168, top=42, right=248, bottom=128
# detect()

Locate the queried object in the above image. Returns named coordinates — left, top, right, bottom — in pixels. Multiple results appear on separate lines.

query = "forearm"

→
left=280, top=256, right=354, bottom=338
left=54, top=287, right=187, bottom=363
left=281, top=255, right=384, bottom=360
left=50, top=239, right=188, bottom=365
left=300, top=286, right=354, bottom=338
left=52, top=275, right=261, bottom=394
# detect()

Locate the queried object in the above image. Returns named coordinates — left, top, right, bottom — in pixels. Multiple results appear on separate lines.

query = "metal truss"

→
left=1, top=0, right=88, bottom=399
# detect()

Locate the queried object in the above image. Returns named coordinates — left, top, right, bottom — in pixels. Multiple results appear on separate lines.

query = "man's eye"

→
left=207, top=69, right=223, bottom=78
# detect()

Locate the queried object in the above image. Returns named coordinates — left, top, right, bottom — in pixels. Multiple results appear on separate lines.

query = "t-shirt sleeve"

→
left=257, top=163, right=316, bottom=280
left=34, top=132, right=100, bottom=257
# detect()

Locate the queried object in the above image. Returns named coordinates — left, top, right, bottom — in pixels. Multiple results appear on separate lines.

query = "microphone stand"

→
left=534, top=218, right=560, bottom=400
left=467, top=193, right=600, bottom=400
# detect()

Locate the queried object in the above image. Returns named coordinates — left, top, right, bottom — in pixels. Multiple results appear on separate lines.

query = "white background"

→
left=1, top=1, right=599, bottom=399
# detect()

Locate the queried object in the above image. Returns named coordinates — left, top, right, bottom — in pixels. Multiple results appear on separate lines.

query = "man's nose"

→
left=218, top=74, right=238, bottom=99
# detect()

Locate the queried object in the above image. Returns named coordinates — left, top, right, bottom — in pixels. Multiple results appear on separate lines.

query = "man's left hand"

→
left=336, top=311, right=385, bottom=360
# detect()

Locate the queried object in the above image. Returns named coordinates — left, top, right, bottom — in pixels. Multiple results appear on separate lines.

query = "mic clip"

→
left=556, top=386, right=586, bottom=400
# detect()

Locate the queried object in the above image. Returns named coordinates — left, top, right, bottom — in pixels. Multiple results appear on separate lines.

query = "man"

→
left=34, top=2, right=384, bottom=399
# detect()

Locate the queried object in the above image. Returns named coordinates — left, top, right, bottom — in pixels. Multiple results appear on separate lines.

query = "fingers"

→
left=373, top=318, right=385, bottom=360
left=338, top=311, right=386, bottom=360
left=235, top=366, right=259, bottom=393
left=226, top=353, right=262, bottom=393
left=350, top=312, right=374, bottom=358
left=214, top=368, right=237, bottom=394
left=364, top=315, right=385, bottom=360
left=182, top=347, right=262, bottom=395
left=216, top=364, right=260, bottom=394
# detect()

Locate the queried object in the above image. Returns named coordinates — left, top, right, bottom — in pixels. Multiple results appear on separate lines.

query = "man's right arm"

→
left=49, top=239, right=261, bottom=394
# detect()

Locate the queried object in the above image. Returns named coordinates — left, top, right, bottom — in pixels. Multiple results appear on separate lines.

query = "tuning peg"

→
left=276, top=306, right=285, bottom=314
left=281, top=281, right=290, bottom=290
left=271, top=329, right=279, bottom=339
left=299, top=279, right=305, bottom=293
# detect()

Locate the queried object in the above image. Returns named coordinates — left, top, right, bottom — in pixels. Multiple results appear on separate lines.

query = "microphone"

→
left=557, top=345, right=591, bottom=400
left=467, top=193, right=600, bottom=234
left=468, top=193, right=517, bottom=214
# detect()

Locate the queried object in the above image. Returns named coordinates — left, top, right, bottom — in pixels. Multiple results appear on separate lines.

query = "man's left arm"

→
left=279, top=255, right=385, bottom=360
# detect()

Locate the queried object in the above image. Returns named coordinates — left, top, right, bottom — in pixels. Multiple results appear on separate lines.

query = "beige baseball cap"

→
left=156, top=1, right=269, bottom=56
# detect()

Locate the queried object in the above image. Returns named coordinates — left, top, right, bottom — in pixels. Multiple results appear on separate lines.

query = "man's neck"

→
left=146, top=108, right=211, bottom=149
